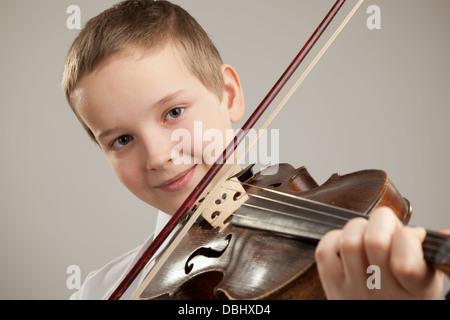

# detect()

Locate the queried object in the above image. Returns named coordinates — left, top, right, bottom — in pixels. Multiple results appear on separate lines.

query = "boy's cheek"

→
left=171, top=122, right=229, bottom=166
left=202, top=134, right=228, bottom=165
left=107, top=159, right=143, bottom=193
left=115, top=170, right=137, bottom=193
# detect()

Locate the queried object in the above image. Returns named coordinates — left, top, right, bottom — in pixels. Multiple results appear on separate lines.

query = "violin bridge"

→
left=201, top=177, right=249, bottom=232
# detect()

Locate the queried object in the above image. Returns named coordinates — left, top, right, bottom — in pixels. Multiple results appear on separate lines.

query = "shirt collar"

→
left=154, top=210, right=171, bottom=236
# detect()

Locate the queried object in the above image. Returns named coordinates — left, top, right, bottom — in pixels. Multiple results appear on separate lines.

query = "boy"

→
left=63, top=0, right=445, bottom=299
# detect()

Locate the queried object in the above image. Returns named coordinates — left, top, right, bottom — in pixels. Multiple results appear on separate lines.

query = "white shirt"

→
left=70, top=211, right=176, bottom=300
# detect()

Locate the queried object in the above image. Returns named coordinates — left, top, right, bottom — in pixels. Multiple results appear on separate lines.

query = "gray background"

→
left=1, top=0, right=449, bottom=299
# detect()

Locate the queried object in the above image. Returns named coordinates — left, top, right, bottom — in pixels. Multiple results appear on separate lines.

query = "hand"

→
left=315, top=206, right=445, bottom=299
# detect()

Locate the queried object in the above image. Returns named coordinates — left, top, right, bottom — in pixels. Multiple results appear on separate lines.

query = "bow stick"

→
left=109, top=0, right=364, bottom=300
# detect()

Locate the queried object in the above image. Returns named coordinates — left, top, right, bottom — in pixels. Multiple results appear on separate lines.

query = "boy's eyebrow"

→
left=155, top=89, right=186, bottom=107
left=96, top=89, right=186, bottom=142
left=97, top=128, right=117, bottom=143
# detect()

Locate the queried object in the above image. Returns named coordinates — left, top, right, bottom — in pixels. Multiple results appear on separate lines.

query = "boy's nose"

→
left=142, top=134, right=173, bottom=171
left=145, top=153, right=172, bottom=171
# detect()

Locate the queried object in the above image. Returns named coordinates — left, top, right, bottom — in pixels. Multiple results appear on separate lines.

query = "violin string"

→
left=236, top=203, right=346, bottom=229
left=238, top=197, right=356, bottom=225
left=237, top=206, right=445, bottom=251
left=222, top=185, right=357, bottom=224
left=222, top=179, right=367, bottom=218
left=221, top=183, right=446, bottom=250
left=423, top=235, right=446, bottom=244
left=423, top=232, right=448, bottom=249
left=217, top=183, right=363, bottom=231
left=228, top=195, right=444, bottom=251
left=234, top=180, right=367, bottom=218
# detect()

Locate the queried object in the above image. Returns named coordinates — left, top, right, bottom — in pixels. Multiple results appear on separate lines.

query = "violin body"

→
left=138, top=164, right=412, bottom=300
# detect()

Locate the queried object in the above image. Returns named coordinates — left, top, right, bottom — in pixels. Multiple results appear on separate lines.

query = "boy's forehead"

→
left=74, top=44, right=196, bottom=109
left=89, top=44, right=185, bottom=82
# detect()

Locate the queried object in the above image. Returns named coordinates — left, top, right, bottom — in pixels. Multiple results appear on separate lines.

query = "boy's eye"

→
left=112, top=135, right=133, bottom=149
left=165, top=107, right=184, bottom=120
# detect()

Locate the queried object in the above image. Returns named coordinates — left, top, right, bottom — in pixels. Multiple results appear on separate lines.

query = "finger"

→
left=364, top=207, right=402, bottom=285
left=315, top=230, right=345, bottom=297
left=390, top=226, right=444, bottom=299
left=338, top=217, right=370, bottom=288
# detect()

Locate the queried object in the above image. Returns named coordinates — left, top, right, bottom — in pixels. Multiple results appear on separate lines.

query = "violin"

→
left=108, top=0, right=450, bottom=300
left=134, top=163, right=449, bottom=299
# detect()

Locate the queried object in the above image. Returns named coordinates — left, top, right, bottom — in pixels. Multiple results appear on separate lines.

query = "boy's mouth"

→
left=155, top=165, right=197, bottom=192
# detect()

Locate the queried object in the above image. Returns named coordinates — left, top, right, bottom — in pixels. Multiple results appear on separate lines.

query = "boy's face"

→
left=74, top=44, right=244, bottom=214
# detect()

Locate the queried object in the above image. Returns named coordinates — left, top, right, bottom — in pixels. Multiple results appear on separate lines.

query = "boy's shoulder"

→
left=69, top=211, right=172, bottom=300
left=70, top=238, right=151, bottom=300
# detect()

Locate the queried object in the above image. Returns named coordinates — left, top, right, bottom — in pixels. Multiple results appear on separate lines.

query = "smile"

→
left=155, top=165, right=196, bottom=192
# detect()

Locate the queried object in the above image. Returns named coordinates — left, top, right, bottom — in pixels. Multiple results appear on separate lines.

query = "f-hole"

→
left=184, top=234, right=232, bottom=274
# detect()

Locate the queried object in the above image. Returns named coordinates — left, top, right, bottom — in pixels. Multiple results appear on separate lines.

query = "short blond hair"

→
left=62, top=0, right=224, bottom=141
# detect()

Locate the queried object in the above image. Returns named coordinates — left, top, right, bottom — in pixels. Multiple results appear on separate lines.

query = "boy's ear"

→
left=221, top=64, right=245, bottom=123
